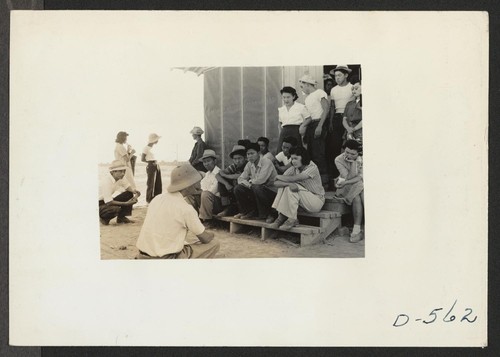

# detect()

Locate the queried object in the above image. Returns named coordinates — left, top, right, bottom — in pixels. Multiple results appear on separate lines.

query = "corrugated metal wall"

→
left=204, top=66, right=323, bottom=168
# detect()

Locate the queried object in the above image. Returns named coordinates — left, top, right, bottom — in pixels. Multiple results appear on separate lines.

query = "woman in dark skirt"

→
left=142, top=133, right=162, bottom=203
left=189, top=126, right=208, bottom=172
left=277, top=86, right=311, bottom=152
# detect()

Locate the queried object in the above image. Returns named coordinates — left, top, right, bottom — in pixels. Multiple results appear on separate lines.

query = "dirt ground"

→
left=100, top=207, right=365, bottom=259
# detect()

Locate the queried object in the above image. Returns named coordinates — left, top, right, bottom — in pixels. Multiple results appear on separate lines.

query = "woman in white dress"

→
left=277, top=86, right=311, bottom=152
left=114, top=131, right=136, bottom=190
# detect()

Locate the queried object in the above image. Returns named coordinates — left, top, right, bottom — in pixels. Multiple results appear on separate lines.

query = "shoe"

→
left=279, top=218, right=299, bottom=230
left=269, top=214, right=287, bottom=229
left=349, top=231, right=363, bottom=243
left=233, top=213, right=244, bottom=219
left=265, top=214, right=277, bottom=223
left=100, top=217, right=110, bottom=225
left=240, top=211, right=257, bottom=220
left=217, top=207, right=236, bottom=217
left=117, top=217, right=134, bottom=224
left=203, top=219, right=217, bottom=229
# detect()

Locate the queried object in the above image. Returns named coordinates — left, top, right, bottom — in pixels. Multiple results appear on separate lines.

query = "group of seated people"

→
left=185, top=136, right=364, bottom=242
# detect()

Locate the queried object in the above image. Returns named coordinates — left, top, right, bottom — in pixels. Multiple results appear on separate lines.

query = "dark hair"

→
left=344, top=139, right=361, bottom=152
left=257, top=137, right=269, bottom=146
left=246, top=142, right=261, bottom=153
left=350, top=75, right=361, bottom=85
left=282, top=136, right=298, bottom=147
left=237, top=139, right=252, bottom=150
left=280, top=86, right=299, bottom=101
left=289, top=146, right=311, bottom=166
left=115, top=131, right=128, bottom=143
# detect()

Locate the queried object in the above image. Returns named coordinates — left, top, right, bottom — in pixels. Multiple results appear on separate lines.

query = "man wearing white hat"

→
left=135, top=164, right=220, bottom=259
left=142, top=133, right=162, bottom=203
left=198, top=149, right=223, bottom=225
left=189, top=126, right=208, bottom=172
left=98, top=160, right=141, bottom=225
left=327, top=65, right=355, bottom=186
left=299, top=74, right=330, bottom=186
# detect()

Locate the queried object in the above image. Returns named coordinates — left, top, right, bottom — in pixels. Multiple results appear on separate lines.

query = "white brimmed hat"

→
left=109, top=160, right=127, bottom=172
left=190, top=126, right=204, bottom=135
left=298, top=74, right=317, bottom=85
left=148, top=133, right=161, bottom=144
left=200, top=149, right=217, bottom=160
left=330, top=65, right=352, bottom=75
left=167, top=163, right=202, bottom=193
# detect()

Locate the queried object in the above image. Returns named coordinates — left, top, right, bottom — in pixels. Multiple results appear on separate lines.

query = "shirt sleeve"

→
left=183, top=204, right=206, bottom=236
left=335, top=156, right=349, bottom=178
left=206, top=168, right=220, bottom=194
left=283, top=166, right=295, bottom=176
left=302, top=164, right=318, bottom=178
left=275, top=152, right=285, bottom=163
left=237, top=162, right=251, bottom=184
left=100, top=179, right=114, bottom=203
left=251, top=158, right=275, bottom=185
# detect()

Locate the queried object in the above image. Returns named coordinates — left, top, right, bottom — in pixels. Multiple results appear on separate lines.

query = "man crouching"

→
left=135, top=163, right=220, bottom=259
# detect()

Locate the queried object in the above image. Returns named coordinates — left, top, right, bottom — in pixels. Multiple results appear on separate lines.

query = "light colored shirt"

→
left=114, top=143, right=130, bottom=165
left=331, top=83, right=354, bottom=114
left=98, top=174, right=130, bottom=203
left=238, top=157, right=277, bottom=191
left=283, top=161, right=325, bottom=197
left=304, top=89, right=328, bottom=120
left=142, top=145, right=156, bottom=161
left=278, top=102, right=310, bottom=126
left=200, top=166, right=221, bottom=195
left=260, top=152, right=275, bottom=161
left=275, top=151, right=291, bottom=166
left=136, top=191, right=205, bottom=257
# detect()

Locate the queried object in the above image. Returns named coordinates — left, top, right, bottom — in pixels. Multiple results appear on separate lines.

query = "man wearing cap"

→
left=234, top=142, right=278, bottom=222
left=328, top=65, right=355, bottom=185
left=299, top=74, right=330, bottom=186
left=142, top=133, right=162, bottom=204
left=189, top=126, right=208, bottom=172
left=98, top=160, right=141, bottom=225
left=135, top=164, right=220, bottom=259
left=216, top=144, right=248, bottom=217
left=198, top=149, right=223, bottom=225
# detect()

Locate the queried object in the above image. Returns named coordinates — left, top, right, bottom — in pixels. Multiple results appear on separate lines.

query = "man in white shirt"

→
left=198, top=149, right=223, bottom=225
left=273, top=136, right=298, bottom=174
left=327, top=65, right=355, bottom=186
left=98, top=160, right=141, bottom=225
left=135, top=163, right=220, bottom=259
left=299, top=74, right=330, bottom=186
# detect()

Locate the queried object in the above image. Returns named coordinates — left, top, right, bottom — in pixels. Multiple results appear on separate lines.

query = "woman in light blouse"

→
left=114, top=131, right=136, bottom=190
left=277, top=86, right=311, bottom=153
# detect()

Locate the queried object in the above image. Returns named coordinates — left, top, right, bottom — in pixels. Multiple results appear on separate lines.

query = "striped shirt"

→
left=283, top=161, right=325, bottom=197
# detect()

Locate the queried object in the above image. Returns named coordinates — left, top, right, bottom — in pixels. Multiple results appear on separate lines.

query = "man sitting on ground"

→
left=234, top=142, right=278, bottom=222
left=271, top=147, right=325, bottom=229
left=216, top=145, right=247, bottom=217
left=257, top=136, right=275, bottom=161
left=135, top=163, right=220, bottom=259
left=333, top=139, right=364, bottom=243
left=98, top=160, right=141, bottom=225
left=198, top=149, right=223, bottom=226
left=273, top=136, right=298, bottom=174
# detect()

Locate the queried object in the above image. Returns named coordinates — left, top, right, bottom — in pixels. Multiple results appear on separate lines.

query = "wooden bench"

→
left=215, top=209, right=342, bottom=246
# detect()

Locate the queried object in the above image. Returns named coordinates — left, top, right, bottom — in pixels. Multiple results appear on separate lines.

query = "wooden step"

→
left=297, top=209, right=341, bottom=219
left=216, top=216, right=322, bottom=235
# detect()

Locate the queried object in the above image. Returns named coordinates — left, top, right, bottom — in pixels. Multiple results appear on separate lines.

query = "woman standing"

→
left=114, top=131, right=136, bottom=190
left=342, top=78, right=362, bottom=143
left=277, top=86, right=311, bottom=152
left=142, top=133, right=162, bottom=203
left=271, top=147, right=325, bottom=230
left=189, top=126, right=208, bottom=172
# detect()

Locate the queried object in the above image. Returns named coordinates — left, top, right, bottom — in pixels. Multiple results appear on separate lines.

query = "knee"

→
left=234, top=184, right=245, bottom=195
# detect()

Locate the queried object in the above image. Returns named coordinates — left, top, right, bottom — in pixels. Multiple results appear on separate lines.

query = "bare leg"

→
left=352, top=195, right=363, bottom=226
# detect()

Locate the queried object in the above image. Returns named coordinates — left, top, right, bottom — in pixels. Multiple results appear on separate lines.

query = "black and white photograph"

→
left=98, top=65, right=365, bottom=259
left=9, top=11, right=487, bottom=347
